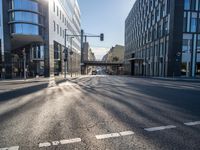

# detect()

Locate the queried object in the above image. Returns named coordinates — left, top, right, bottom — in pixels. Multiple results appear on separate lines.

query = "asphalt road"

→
left=0, top=75, right=200, bottom=150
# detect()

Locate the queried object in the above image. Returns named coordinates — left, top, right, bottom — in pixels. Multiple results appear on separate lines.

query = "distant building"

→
left=102, top=45, right=125, bottom=74
left=103, top=45, right=125, bottom=63
left=88, top=49, right=96, bottom=61
left=83, top=42, right=96, bottom=61
left=125, top=0, right=200, bottom=77
left=83, top=42, right=89, bottom=62
left=0, top=0, right=81, bottom=78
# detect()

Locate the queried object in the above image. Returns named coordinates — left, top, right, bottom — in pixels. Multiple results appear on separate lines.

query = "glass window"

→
left=32, top=45, right=44, bottom=59
left=12, top=23, right=39, bottom=35
left=53, top=1, right=55, bottom=12
left=57, top=24, right=59, bottom=34
left=53, top=21, right=56, bottom=31
left=10, top=12, right=39, bottom=24
left=12, top=0, right=39, bottom=12
left=184, top=0, right=190, bottom=10
left=183, top=12, right=187, bottom=32
left=191, top=13, right=197, bottom=32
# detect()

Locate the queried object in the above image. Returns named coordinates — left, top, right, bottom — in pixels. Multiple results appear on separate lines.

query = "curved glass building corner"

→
left=9, top=0, right=44, bottom=35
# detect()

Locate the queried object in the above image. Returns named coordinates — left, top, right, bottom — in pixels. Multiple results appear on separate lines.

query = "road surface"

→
left=0, top=75, right=200, bottom=150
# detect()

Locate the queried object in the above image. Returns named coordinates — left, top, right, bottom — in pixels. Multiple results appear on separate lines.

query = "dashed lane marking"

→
left=60, top=138, right=81, bottom=145
left=39, top=142, right=51, bottom=148
left=39, top=138, right=81, bottom=148
left=96, top=133, right=120, bottom=140
left=96, top=130, right=134, bottom=140
left=0, top=146, right=19, bottom=150
left=144, top=125, right=176, bottom=132
left=119, top=131, right=134, bottom=136
left=184, top=121, right=200, bottom=126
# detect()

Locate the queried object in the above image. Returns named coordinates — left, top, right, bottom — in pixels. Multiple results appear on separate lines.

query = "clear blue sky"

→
left=78, top=0, right=135, bottom=59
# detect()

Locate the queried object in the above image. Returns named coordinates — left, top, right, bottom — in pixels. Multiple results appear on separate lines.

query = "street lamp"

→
left=64, top=29, right=68, bottom=79
left=70, top=37, right=74, bottom=77
left=22, top=49, right=26, bottom=80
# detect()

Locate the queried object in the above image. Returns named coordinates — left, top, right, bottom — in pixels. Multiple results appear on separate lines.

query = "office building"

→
left=125, top=0, right=200, bottom=77
left=0, top=0, right=81, bottom=78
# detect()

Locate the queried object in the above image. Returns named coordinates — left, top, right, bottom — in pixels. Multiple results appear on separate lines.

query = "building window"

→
left=57, top=24, right=59, bottom=34
left=60, top=27, right=62, bottom=36
left=191, top=12, right=197, bottom=32
left=11, top=23, right=39, bottom=35
left=183, top=12, right=187, bottom=32
left=184, top=0, right=190, bottom=10
left=53, top=1, right=55, bottom=12
left=11, top=0, right=39, bottom=12
left=57, top=6, right=59, bottom=16
left=53, top=21, right=56, bottom=32
left=32, top=45, right=44, bottom=60
left=10, top=11, right=39, bottom=24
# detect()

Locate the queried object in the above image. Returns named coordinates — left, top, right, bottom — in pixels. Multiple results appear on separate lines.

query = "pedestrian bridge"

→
left=83, top=61, right=123, bottom=66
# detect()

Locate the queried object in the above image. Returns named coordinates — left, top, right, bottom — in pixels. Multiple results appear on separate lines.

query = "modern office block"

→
left=0, top=0, right=81, bottom=79
left=125, top=0, right=200, bottom=77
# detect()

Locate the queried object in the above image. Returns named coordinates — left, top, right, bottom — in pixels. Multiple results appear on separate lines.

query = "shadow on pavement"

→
left=0, top=83, right=48, bottom=102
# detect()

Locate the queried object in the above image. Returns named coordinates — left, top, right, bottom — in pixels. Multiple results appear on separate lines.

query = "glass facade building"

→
left=125, top=0, right=200, bottom=77
left=0, top=0, right=81, bottom=79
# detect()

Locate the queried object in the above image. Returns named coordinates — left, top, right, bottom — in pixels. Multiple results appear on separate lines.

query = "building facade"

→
left=102, top=45, right=125, bottom=74
left=0, top=0, right=81, bottom=79
left=125, top=0, right=200, bottom=77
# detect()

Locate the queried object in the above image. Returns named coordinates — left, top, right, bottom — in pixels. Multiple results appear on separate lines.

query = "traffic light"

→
left=100, top=33, right=104, bottom=41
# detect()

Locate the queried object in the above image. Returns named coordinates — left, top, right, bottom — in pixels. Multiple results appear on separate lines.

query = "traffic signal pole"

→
left=66, top=29, right=104, bottom=75
left=81, top=30, right=84, bottom=75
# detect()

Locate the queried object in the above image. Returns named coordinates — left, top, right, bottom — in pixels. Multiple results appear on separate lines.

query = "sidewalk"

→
left=122, top=75, right=200, bottom=83
left=150, top=77, right=200, bottom=83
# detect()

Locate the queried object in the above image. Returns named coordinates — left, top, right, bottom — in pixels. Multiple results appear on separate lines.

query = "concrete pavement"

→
left=0, top=75, right=200, bottom=149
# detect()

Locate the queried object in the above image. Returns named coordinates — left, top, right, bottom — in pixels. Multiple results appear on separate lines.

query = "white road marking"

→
left=60, top=138, right=81, bottom=145
left=184, top=121, right=200, bottom=126
left=96, top=130, right=135, bottom=140
left=96, top=133, right=120, bottom=140
left=0, top=146, right=19, bottom=150
left=119, top=131, right=134, bottom=136
left=52, top=141, right=60, bottom=146
left=39, top=142, right=51, bottom=148
left=144, top=125, right=176, bottom=132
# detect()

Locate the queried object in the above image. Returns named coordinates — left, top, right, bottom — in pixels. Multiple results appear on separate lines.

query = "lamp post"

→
left=22, top=49, right=26, bottom=80
left=64, top=29, right=68, bottom=79
left=70, top=37, right=74, bottom=77
left=187, top=40, right=191, bottom=77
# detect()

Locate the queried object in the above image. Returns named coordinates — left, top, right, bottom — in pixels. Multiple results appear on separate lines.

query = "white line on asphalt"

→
left=184, top=121, right=200, bottom=126
left=96, top=133, right=120, bottom=140
left=52, top=141, right=60, bottom=146
left=144, top=125, right=176, bottom=132
left=39, top=142, right=51, bottom=148
left=0, top=146, right=19, bottom=150
left=95, top=130, right=135, bottom=140
left=119, top=131, right=134, bottom=136
left=39, top=138, right=81, bottom=148
left=60, top=138, right=81, bottom=145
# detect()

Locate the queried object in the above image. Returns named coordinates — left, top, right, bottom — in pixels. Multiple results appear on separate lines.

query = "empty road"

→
left=0, top=76, right=200, bottom=150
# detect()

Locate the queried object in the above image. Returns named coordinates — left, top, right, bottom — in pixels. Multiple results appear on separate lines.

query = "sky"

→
left=78, top=0, right=136, bottom=60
